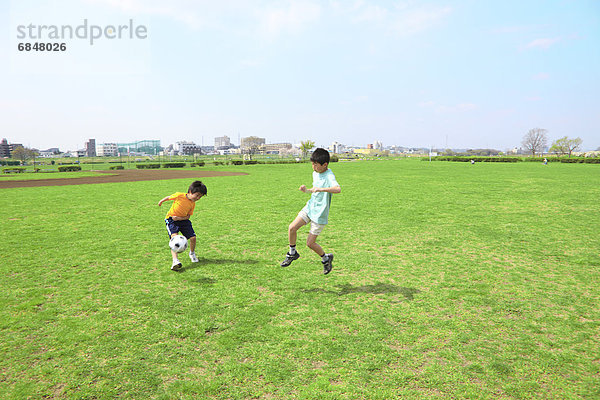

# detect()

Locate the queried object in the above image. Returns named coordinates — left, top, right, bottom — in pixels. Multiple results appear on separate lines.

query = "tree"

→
left=300, top=140, right=315, bottom=159
left=522, top=128, right=548, bottom=157
left=11, top=146, right=38, bottom=165
left=241, top=136, right=264, bottom=160
left=549, top=136, right=582, bottom=158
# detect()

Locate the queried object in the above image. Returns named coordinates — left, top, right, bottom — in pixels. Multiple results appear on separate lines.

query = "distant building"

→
left=354, top=148, right=389, bottom=156
left=9, top=143, right=23, bottom=153
left=373, top=140, right=383, bottom=150
left=367, top=143, right=374, bottom=149
left=215, top=136, right=231, bottom=149
left=85, top=139, right=96, bottom=157
left=217, top=148, right=241, bottom=155
left=39, top=148, right=61, bottom=158
left=261, top=143, right=292, bottom=154
left=0, top=138, right=10, bottom=157
left=331, top=142, right=344, bottom=154
left=97, top=143, right=118, bottom=157
left=116, top=140, right=161, bottom=156
left=176, top=141, right=202, bottom=155
left=241, top=136, right=265, bottom=150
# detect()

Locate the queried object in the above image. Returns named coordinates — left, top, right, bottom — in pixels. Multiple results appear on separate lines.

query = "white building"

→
left=97, top=143, right=118, bottom=157
left=176, top=141, right=200, bottom=155
left=215, top=136, right=231, bottom=149
left=330, top=142, right=344, bottom=154
left=373, top=140, right=383, bottom=151
left=217, top=148, right=241, bottom=155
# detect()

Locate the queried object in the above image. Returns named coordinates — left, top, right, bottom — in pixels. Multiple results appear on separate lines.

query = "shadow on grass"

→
left=193, top=277, right=217, bottom=285
left=304, top=282, right=421, bottom=300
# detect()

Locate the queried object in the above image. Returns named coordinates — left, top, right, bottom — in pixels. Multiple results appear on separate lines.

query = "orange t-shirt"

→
left=165, top=192, right=196, bottom=218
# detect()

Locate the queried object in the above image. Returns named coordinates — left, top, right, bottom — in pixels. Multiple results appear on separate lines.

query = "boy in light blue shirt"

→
left=281, top=148, right=341, bottom=274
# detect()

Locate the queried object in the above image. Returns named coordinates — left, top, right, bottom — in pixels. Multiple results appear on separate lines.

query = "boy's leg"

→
left=281, top=216, right=307, bottom=267
left=306, top=233, right=324, bottom=256
left=169, top=233, right=183, bottom=271
left=307, top=233, right=334, bottom=275
left=288, top=215, right=307, bottom=247
left=170, top=233, right=179, bottom=259
left=188, top=236, right=199, bottom=262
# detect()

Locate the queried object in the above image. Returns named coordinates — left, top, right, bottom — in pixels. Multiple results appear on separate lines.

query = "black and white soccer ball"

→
left=169, top=235, right=188, bottom=253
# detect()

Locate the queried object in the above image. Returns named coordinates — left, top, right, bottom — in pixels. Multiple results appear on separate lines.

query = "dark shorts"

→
left=165, top=218, right=196, bottom=239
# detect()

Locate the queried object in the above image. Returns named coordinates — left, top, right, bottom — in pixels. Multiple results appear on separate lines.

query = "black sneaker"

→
left=322, top=254, right=334, bottom=275
left=280, top=251, right=300, bottom=267
left=171, top=261, right=182, bottom=271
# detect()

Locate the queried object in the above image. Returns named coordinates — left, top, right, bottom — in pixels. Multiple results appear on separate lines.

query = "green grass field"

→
left=1, top=159, right=598, bottom=399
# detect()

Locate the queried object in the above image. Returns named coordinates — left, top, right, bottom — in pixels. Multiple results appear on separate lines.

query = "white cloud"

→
left=351, top=4, right=388, bottom=23
left=83, top=0, right=244, bottom=30
left=257, top=1, right=322, bottom=37
left=389, top=5, right=452, bottom=36
left=524, top=37, right=560, bottom=50
left=331, top=1, right=451, bottom=36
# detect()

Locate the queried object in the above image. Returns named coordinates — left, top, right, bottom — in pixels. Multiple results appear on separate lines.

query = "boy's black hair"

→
left=310, top=148, right=330, bottom=165
left=188, top=180, right=207, bottom=195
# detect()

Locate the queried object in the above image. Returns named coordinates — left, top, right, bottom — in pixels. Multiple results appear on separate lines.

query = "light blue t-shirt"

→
left=302, top=168, right=339, bottom=225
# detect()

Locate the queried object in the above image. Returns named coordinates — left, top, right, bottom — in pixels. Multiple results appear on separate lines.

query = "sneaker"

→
left=280, top=251, right=300, bottom=267
left=171, top=260, right=182, bottom=271
left=189, top=252, right=199, bottom=263
left=322, top=254, right=334, bottom=275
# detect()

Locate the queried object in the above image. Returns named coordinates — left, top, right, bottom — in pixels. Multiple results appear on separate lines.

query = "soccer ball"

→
left=169, top=235, right=188, bottom=253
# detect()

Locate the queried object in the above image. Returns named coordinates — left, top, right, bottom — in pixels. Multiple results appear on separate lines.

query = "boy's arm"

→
left=300, top=185, right=341, bottom=194
left=310, top=186, right=341, bottom=194
left=158, top=196, right=171, bottom=206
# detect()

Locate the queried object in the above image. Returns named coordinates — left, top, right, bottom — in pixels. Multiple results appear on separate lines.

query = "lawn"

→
left=0, top=159, right=598, bottom=399
left=0, top=170, right=114, bottom=181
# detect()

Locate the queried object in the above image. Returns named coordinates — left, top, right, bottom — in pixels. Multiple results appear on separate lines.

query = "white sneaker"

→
left=189, top=252, right=199, bottom=263
left=171, top=260, right=182, bottom=271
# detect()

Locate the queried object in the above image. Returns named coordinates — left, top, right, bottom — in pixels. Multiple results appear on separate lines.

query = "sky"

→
left=1, top=0, right=599, bottom=151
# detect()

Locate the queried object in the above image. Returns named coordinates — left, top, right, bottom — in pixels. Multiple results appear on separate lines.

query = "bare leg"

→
left=170, top=233, right=179, bottom=260
left=288, top=216, right=307, bottom=247
left=189, top=236, right=196, bottom=252
left=306, top=234, right=324, bottom=256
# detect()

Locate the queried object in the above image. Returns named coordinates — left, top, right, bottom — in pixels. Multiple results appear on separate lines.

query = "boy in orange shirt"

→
left=158, top=180, right=207, bottom=271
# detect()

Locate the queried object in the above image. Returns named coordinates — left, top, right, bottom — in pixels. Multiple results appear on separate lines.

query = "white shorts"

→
left=298, top=210, right=326, bottom=235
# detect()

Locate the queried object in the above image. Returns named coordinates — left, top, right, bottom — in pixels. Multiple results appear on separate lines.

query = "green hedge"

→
left=0, top=160, right=20, bottom=166
left=136, top=164, right=161, bottom=169
left=58, top=165, right=82, bottom=172
left=3, top=167, right=26, bottom=173
left=163, top=162, right=186, bottom=168
left=109, top=165, right=124, bottom=170
left=190, top=161, right=205, bottom=167
left=522, top=157, right=560, bottom=163
left=560, top=158, right=600, bottom=164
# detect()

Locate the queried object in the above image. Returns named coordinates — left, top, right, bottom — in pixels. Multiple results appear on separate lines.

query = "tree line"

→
left=522, top=128, right=586, bottom=157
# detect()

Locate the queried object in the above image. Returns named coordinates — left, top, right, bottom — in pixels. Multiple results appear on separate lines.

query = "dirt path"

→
left=0, top=169, right=248, bottom=189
